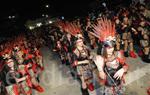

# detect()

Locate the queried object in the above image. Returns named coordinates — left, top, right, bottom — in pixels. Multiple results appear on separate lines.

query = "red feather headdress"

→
left=55, top=20, right=82, bottom=37
left=91, top=18, right=116, bottom=42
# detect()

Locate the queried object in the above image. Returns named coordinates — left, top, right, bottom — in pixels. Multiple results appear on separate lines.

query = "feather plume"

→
left=91, top=18, right=116, bottom=42
left=55, top=20, right=81, bottom=36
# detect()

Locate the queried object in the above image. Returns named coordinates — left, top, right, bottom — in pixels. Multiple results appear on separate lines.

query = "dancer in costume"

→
left=2, top=58, right=28, bottom=95
left=57, top=21, right=95, bottom=94
left=72, top=37, right=95, bottom=93
left=63, top=33, right=74, bottom=65
left=0, top=49, right=19, bottom=95
left=91, top=18, right=128, bottom=95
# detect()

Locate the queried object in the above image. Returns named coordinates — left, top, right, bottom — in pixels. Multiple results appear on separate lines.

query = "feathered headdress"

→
left=90, top=18, right=116, bottom=46
left=91, top=18, right=116, bottom=47
left=55, top=20, right=66, bottom=31
left=56, top=20, right=83, bottom=38
left=91, top=18, right=116, bottom=41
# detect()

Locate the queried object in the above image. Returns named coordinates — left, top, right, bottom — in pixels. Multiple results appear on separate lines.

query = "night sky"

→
left=0, top=0, right=94, bottom=20
left=0, top=0, right=131, bottom=20
left=0, top=0, right=130, bottom=37
left=0, top=0, right=95, bottom=37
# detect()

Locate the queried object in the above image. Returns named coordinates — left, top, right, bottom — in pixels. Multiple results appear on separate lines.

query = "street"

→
left=33, top=46, right=150, bottom=95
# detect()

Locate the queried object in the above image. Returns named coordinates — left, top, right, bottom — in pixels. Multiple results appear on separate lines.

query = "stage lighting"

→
left=46, top=5, right=49, bottom=8
left=61, top=16, right=64, bottom=20
left=45, top=15, right=48, bottom=17
left=49, top=21, right=52, bottom=24
left=29, top=26, right=34, bottom=30
left=42, top=14, right=45, bottom=17
left=37, top=23, right=42, bottom=27
left=8, top=16, right=11, bottom=19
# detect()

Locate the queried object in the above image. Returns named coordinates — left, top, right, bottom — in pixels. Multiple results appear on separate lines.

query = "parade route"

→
left=33, top=46, right=150, bottom=95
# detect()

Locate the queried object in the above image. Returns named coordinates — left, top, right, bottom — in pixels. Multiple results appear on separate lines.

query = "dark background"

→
left=0, top=0, right=131, bottom=37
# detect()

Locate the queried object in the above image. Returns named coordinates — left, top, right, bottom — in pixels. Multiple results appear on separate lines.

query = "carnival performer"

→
left=2, top=57, right=28, bottom=95
left=63, top=33, right=74, bottom=65
left=91, top=18, right=129, bottom=95
left=68, top=23, right=95, bottom=94
left=0, top=49, right=19, bottom=95
left=73, top=38, right=96, bottom=94
left=54, top=40, right=67, bottom=65
left=53, top=21, right=68, bottom=65
left=56, top=21, right=95, bottom=94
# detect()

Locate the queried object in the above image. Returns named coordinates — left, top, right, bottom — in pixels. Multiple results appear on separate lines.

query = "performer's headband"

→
left=76, top=39, right=83, bottom=44
left=103, top=40, right=115, bottom=48
left=6, top=59, right=14, bottom=64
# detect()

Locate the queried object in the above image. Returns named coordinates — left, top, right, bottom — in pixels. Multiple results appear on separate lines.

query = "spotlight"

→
left=37, top=23, right=42, bottom=27
left=12, top=16, right=15, bottom=18
left=46, top=5, right=49, bottom=8
left=29, top=26, right=35, bottom=30
left=45, top=15, right=48, bottom=17
left=61, top=16, right=64, bottom=20
left=42, top=14, right=45, bottom=17
left=8, top=16, right=11, bottom=19
left=49, top=21, right=52, bottom=24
